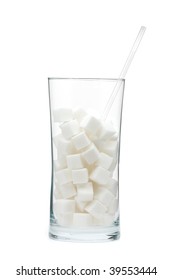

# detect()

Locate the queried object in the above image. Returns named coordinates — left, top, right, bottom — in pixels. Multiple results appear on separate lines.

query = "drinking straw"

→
left=102, top=26, right=146, bottom=120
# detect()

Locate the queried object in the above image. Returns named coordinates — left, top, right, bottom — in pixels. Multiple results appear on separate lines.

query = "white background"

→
left=0, top=0, right=173, bottom=279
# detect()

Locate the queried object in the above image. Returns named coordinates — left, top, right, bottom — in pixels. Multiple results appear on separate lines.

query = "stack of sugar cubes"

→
left=53, top=108, right=119, bottom=227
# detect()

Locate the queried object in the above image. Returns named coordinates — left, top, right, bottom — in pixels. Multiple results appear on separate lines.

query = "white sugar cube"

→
left=72, top=131, right=91, bottom=150
left=94, top=139, right=118, bottom=157
left=85, top=200, right=107, bottom=218
left=53, top=134, right=64, bottom=149
left=81, top=144, right=99, bottom=165
left=93, top=214, right=114, bottom=226
left=59, top=182, right=76, bottom=199
left=67, top=154, right=84, bottom=169
left=98, top=122, right=117, bottom=140
left=54, top=199, right=75, bottom=215
left=75, top=198, right=88, bottom=212
left=73, top=213, right=93, bottom=227
left=53, top=134, right=75, bottom=155
left=96, top=152, right=113, bottom=170
left=81, top=115, right=101, bottom=136
left=94, top=186, right=115, bottom=208
left=76, top=182, right=93, bottom=202
left=72, top=168, right=88, bottom=184
left=53, top=108, right=73, bottom=123
left=57, top=156, right=67, bottom=169
left=90, top=166, right=110, bottom=185
left=103, top=140, right=118, bottom=157
left=108, top=198, right=118, bottom=214
left=54, top=158, right=67, bottom=171
left=73, top=108, right=87, bottom=124
left=56, top=168, right=72, bottom=185
left=56, top=213, right=73, bottom=226
left=54, top=187, right=63, bottom=199
left=102, top=214, right=114, bottom=225
left=109, top=155, right=118, bottom=172
left=60, top=120, right=80, bottom=139
left=111, top=133, right=118, bottom=140
left=106, top=178, right=118, bottom=195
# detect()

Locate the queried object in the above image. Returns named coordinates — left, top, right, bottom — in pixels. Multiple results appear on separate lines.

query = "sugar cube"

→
left=106, top=178, right=118, bottom=195
left=53, top=134, right=75, bottom=155
left=56, top=168, right=72, bottom=185
left=72, top=131, right=91, bottom=150
left=56, top=213, right=73, bottom=226
left=76, top=182, right=93, bottom=202
left=72, top=168, right=88, bottom=184
left=81, top=144, right=99, bottom=165
left=54, top=187, right=63, bottom=199
left=98, top=121, right=117, bottom=140
left=54, top=199, right=75, bottom=214
left=81, top=115, right=101, bottom=136
left=85, top=200, right=107, bottom=218
left=67, top=154, right=84, bottom=169
left=94, top=186, right=115, bottom=208
left=94, top=139, right=118, bottom=157
left=90, top=166, right=110, bottom=185
left=108, top=198, right=118, bottom=214
left=60, top=120, right=80, bottom=139
left=54, top=158, right=67, bottom=171
left=93, top=214, right=114, bottom=226
left=109, top=155, right=118, bottom=172
left=96, top=152, right=113, bottom=170
left=75, top=198, right=88, bottom=212
left=73, top=213, right=92, bottom=227
left=59, top=182, right=76, bottom=199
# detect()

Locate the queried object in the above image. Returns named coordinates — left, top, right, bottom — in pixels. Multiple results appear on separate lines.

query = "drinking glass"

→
left=48, top=78, right=125, bottom=242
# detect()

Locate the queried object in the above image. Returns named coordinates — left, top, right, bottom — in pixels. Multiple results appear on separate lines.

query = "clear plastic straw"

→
left=102, top=26, right=146, bottom=120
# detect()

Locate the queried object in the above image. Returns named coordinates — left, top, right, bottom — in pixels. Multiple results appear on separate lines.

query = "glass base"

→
left=49, top=221, right=120, bottom=243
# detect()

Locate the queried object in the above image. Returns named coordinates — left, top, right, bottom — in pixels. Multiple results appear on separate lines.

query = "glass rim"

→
left=48, top=77, right=125, bottom=82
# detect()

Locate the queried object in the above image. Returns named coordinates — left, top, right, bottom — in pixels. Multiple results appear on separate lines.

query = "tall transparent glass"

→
left=48, top=78, right=125, bottom=242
